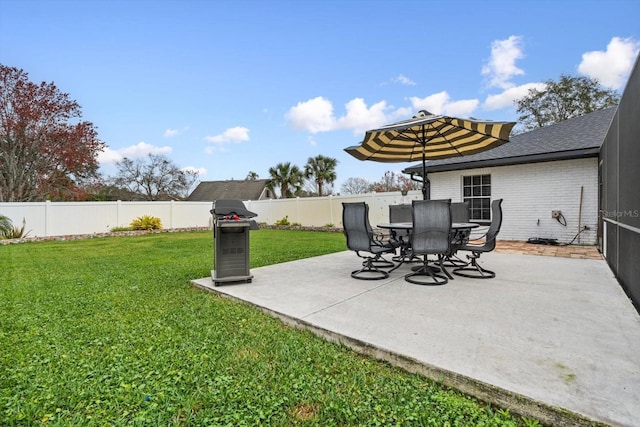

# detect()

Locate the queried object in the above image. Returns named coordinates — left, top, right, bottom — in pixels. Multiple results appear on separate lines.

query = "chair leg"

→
left=351, top=257, right=392, bottom=280
left=437, top=255, right=453, bottom=280
left=405, top=255, right=448, bottom=286
left=370, top=254, right=395, bottom=269
left=442, top=253, right=469, bottom=268
left=453, top=253, right=496, bottom=279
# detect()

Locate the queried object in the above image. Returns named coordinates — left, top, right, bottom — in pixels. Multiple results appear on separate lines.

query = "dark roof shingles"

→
left=403, top=107, right=616, bottom=173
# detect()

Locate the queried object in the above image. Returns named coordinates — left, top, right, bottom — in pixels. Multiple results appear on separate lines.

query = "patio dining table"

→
left=377, top=222, right=479, bottom=268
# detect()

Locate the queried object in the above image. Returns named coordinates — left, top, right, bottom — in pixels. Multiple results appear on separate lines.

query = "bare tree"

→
left=111, top=154, right=199, bottom=200
left=340, top=177, right=372, bottom=195
left=371, top=171, right=416, bottom=193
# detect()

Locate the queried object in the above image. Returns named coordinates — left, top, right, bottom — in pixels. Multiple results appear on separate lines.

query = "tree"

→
left=111, top=154, right=199, bottom=200
left=0, top=65, right=105, bottom=201
left=266, top=162, right=304, bottom=199
left=304, top=154, right=338, bottom=196
left=515, top=74, right=620, bottom=132
left=371, top=171, right=416, bottom=193
left=246, top=171, right=259, bottom=180
left=340, top=177, right=372, bottom=195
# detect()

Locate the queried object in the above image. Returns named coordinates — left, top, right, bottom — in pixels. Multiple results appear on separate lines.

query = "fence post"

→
left=117, top=200, right=121, bottom=228
left=45, top=200, right=51, bottom=237
left=170, top=200, right=174, bottom=229
left=329, top=195, right=333, bottom=226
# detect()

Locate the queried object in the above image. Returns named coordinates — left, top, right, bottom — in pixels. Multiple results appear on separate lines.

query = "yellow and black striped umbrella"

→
left=344, top=110, right=516, bottom=198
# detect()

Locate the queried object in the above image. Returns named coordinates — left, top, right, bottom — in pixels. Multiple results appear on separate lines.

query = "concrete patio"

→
left=192, top=243, right=640, bottom=426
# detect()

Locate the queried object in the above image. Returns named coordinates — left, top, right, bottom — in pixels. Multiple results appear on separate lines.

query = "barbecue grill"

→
left=210, top=199, right=259, bottom=285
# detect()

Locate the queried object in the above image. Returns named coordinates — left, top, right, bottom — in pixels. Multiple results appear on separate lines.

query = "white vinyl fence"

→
left=0, top=191, right=422, bottom=238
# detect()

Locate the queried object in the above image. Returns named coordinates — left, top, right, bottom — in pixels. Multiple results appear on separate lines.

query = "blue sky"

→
left=1, top=0, right=639, bottom=194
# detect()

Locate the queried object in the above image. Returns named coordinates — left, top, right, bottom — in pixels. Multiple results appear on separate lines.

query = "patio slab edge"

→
left=191, top=277, right=610, bottom=427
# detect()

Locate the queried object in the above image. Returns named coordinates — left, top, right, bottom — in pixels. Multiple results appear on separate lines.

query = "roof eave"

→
left=402, top=148, right=600, bottom=174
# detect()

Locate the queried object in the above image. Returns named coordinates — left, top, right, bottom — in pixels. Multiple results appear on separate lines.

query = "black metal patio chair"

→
left=453, top=199, right=503, bottom=279
left=444, top=201, right=471, bottom=267
left=405, top=199, right=453, bottom=286
left=342, top=202, right=400, bottom=280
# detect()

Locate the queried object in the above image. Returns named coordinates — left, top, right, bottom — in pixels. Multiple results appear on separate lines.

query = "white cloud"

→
left=392, top=74, right=416, bottom=86
left=285, top=96, right=336, bottom=133
left=121, top=141, right=172, bottom=158
left=182, top=166, right=206, bottom=176
left=97, top=146, right=123, bottom=165
left=409, top=91, right=450, bottom=114
left=443, top=99, right=481, bottom=116
left=285, top=97, right=391, bottom=135
left=483, top=82, right=547, bottom=110
left=482, top=35, right=525, bottom=90
left=203, top=126, right=250, bottom=143
left=578, top=36, right=640, bottom=90
left=286, top=92, right=487, bottom=136
left=164, top=128, right=179, bottom=138
left=97, top=142, right=172, bottom=165
left=337, top=98, right=388, bottom=134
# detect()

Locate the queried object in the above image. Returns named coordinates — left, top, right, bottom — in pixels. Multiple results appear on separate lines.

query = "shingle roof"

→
left=403, top=106, right=617, bottom=174
left=186, top=179, right=272, bottom=201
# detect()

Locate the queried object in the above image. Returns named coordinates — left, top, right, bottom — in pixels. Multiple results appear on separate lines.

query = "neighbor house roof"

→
left=403, top=106, right=617, bottom=174
left=187, top=179, right=272, bottom=201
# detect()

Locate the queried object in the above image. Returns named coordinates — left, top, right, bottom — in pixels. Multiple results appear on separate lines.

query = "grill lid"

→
left=210, top=199, right=257, bottom=218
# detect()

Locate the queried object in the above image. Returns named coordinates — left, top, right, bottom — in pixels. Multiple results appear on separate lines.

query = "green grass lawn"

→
left=0, top=230, right=537, bottom=426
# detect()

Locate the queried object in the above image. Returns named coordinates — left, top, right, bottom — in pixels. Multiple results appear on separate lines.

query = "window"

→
left=463, top=174, right=491, bottom=221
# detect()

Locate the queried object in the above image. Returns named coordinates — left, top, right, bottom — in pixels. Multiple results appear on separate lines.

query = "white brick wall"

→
left=429, top=158, right=599, bottom=244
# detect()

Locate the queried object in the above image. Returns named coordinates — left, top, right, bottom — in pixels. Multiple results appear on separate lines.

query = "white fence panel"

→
left=171, top=202, right=213, bottom=228
left=48, top=202, right=118, bottom=236
left=0, top=202, right=47, bottom=237
left=0, top=190, right=476, bottom=239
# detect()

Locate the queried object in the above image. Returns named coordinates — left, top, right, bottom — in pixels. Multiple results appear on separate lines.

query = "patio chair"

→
left=389, top=204, right=413, bottom=262
left=389, top=204, right=412, bottom=223
left=444, top=202, right=471, bottom=267
left=453, top=199, right=503, bottom=279
left=405, top=199, right=453, bottom=286
left=450, top=202, right=470, bottom=222
left=342, top=202, right=400, bottom=280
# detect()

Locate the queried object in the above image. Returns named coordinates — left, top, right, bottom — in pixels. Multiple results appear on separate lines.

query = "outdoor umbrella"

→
left=345, top=110, right=516, bottom=199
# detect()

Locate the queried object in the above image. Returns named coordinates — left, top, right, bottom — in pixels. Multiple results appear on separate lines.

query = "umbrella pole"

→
left=421, top=145, right=429, bottom=200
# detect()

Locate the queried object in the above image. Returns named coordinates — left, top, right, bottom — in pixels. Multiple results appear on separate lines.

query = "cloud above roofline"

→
left=98, top=142, right=172, bottom=165
left=283, top=35, right=639, bottom=135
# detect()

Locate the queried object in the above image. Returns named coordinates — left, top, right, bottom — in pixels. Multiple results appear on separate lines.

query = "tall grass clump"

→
left=0, top=215, right=29, bottom=239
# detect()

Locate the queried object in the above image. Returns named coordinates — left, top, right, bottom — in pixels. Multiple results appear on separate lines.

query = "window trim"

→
left=462, top=174, right=492, bottom=222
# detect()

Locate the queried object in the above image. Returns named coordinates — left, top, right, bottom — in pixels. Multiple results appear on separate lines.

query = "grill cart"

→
left=210, top=199, right=259, bottom=285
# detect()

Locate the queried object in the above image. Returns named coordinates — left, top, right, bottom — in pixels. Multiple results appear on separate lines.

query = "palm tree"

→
left=304, top=155, right=338, bottom=196
left=267, top=162, right=304, bottom=199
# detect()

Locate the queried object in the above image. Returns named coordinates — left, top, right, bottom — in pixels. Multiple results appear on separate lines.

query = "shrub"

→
left=0, top=215, right=29, bottom=239
left=109, top=226, right=132, bottom=232
left=275, top=215, right=290, bottom=226
left=130, top=215, right=162, bottom=230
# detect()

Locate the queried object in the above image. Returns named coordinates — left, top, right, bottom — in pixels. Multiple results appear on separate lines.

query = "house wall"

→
left=429, top=157, right=599, bottom=244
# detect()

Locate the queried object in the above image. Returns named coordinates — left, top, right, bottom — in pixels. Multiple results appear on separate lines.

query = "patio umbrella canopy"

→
left=345, top=110, right=516, bottom=199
